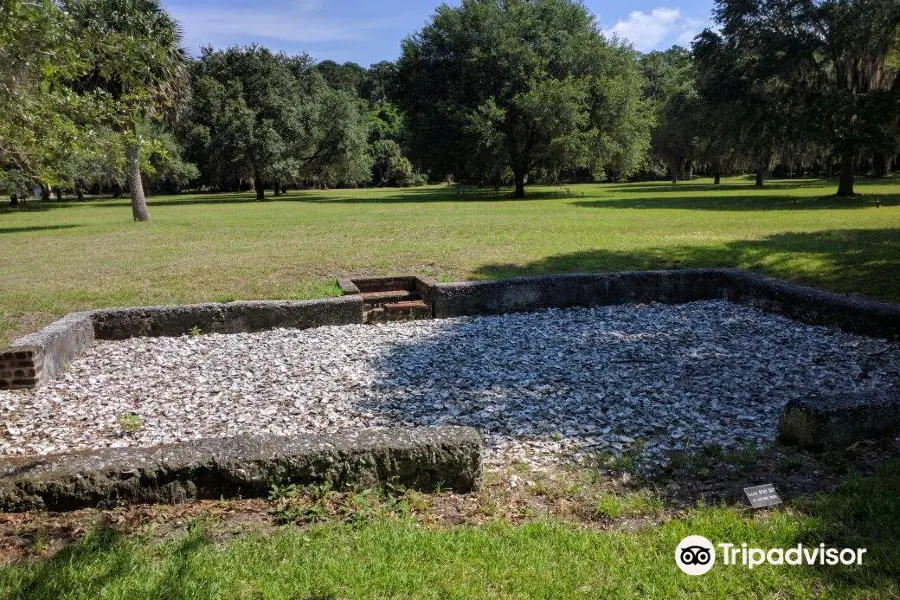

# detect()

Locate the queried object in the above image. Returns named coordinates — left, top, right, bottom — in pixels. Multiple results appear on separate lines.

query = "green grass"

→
left=3, top=460, right=900, bottom=599
left=2, top=176, right=900, bottom=597
left=1, top=175, right=899, bottom=345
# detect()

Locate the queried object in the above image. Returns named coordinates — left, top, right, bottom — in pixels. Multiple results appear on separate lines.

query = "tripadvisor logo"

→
left=676, top=536, right=716, bottom=576
left=675, top=536, right=867, bottom=576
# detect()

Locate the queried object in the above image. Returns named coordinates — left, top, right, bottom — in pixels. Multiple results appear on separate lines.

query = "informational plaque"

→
left=744, top=484, right=783, bottom=508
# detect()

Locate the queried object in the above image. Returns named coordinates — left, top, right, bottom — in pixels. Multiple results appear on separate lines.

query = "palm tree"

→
left=65, top=0, right=187, bottom=221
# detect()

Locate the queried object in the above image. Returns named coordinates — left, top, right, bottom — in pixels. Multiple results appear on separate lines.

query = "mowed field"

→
left=2, top=177, right=900, bottom=597
left=1, top=175, right=899, bottom=346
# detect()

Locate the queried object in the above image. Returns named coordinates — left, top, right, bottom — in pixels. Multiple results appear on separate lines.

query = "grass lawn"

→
left=1, top=175, right=898, bottom=345
left=2, top=459, right=900, bottom=599
left=2, top=176, right=900, bottom=597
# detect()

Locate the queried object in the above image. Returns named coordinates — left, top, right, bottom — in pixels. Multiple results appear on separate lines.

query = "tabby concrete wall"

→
left=4, top=269, right=899, bottom=391
left=91, top=295, right=365, bottom=340
left=0, top=312, right=94, bottom=391
left=779, top=389, right=900, bottom=449
left=723, top=270, right=900, bottom=341
left=0, top=427, right=483, bottom=511
left=432, top=269, right=733, bottom=319
left=1, top=296, right=364, bottom=389
left=431, top=269, right=900, bottom=341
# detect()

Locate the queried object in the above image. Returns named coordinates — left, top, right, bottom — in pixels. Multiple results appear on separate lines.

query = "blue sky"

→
left=165, top=0, right=716, bottom=65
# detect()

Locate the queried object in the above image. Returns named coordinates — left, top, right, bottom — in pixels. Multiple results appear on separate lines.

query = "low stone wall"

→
left=779, top=390, right=900, bottom=449
left=3, top=269, right=899, bottom=391
left=0, top=427, right=483, bottom=512
left=1, top=296, right=365, bottom=389
left=432, top=269, right=900, bottom=341
left=723, top=270, right=900, bottom=341
left=92, top=296, right=364, bottom=340
left=0, top=312, right=94, bottom=390
left=432, top=269, right=734, bottom=319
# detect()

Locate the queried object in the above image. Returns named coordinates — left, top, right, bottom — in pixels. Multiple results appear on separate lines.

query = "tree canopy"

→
left=0, top=0, right=84, bottom=188
left=395, top=0, right=651, bottom=196
left=3, top=0, right=900, bottom=209
left=700, top=0, right=900, bottom=195
left=182, top=46, right=371, bottom=199
left=63, top=0, right=188, bottom=220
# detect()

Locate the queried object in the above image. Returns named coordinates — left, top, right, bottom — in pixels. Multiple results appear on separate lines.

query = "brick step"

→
left=366, top=300, right=431, bottom=324
left=361, top=290, right=413, bottom=301
left=361, top=290, right=415, bottom=309
left=385, top=300, right=429, bottom=312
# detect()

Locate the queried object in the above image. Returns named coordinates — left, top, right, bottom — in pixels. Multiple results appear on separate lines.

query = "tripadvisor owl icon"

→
left=676, top=535, right=716, bottom=576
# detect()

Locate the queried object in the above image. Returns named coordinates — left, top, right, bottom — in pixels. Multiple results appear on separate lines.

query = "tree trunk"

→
left=836, top=152, right=856, bottom=197
left=125, top=142, right=150, bottom=221
left=76, top=186, right=84, bottom=202
left=714, top=172, right=721, bottom=185
left=41, top=184, right=50, bottom=201
left=872, top=152, right=887, bottom=178
left=55, top=187, right=63, bottom=201
left=254, top=169, right=265, bottom=201
left=685, top=161, right=693, bottom=181
left=755, top=169, right=764, bottom=187
left=112, top=182, right=122, bottom=198
left=273, top=182, right=281, bottom=197
left=513, top=171, right=525, bottom=198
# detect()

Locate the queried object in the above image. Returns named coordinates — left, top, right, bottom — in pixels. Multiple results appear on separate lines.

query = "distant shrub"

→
left=402, top=172, right=428, bottom=187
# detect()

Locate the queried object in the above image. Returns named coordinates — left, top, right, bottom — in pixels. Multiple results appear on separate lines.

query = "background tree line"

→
left=2, top=0, right=899, bottom=220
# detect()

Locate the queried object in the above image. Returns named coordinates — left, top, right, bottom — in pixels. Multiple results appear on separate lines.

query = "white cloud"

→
left=604, top=7, right=709, bottom=51
left=168, top=1, right=402, bottom=51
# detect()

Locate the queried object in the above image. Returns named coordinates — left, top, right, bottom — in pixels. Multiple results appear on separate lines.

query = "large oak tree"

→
left=708, top=0, right=900, bottom=196
left=395, top=0, right=650, bottom=197
left=182, top=46, right=371, bottom=199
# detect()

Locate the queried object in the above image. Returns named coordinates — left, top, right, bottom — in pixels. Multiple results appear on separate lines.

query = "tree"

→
left=641, top=47, right=700, bottom=183
left=693, top=25, right=810, bottom=188
left=396, top=0, right=650, bottom=197
left=64, top=0, right=188, bottom=221
left=370, top=139, right=414, bottom=185
left=314, top=60, right=369, bottom=96
left=53, top=120, right=196, bottom=199
left=710, top=0, right=900, bottom=196
left=182, top=46, right=371, bottom=198
left=0, top=0, right=86, bottom=188
left=363, top=61, right=400, bottom=105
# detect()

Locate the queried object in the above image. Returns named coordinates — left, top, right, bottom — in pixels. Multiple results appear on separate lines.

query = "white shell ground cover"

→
left=2, top=301, right=898, bottom=471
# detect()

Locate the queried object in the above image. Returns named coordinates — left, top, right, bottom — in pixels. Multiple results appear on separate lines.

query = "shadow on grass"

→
left=4, top=460, right=900, bottom=597
left=0, top=224, right=81, bottom=235
left=140, top=180, right=899, bottom=210
left=794, top=459, right=900, bottom=589
left=0, top=205, right=54, bottom=215
left=132, top=187, right=578, bottom=208
left=0, top=197, right=124, bottom=214
left=603, top=179, right=833, bottom=194
left=5, top=188, right=542, bottom=211
left=574, top=191, right=899, bottom=211
left=605, top=175, right=900, bottom=195
left=473, top=228, right=900, bottom=303
left=8, top=527, right=129, bottom=600
left=5, top=524, right=215, bottom=600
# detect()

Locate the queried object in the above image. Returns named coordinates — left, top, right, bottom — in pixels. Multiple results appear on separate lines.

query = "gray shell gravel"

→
left=2, top=301, right=898, bottom=471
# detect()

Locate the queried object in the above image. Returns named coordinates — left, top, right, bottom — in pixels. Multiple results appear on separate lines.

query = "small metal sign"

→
left=744, top=484, right=783, bottom=509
